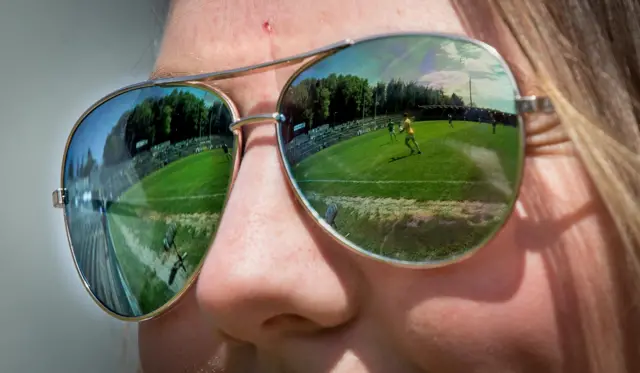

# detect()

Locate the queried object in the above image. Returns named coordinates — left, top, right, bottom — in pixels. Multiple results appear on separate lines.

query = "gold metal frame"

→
left=52, top=32, right=554, bottom=322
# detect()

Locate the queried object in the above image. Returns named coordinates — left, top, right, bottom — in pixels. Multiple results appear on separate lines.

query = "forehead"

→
left=154, top=0, right=519, bottom=114
left=157, top=0, right=468, bottom=70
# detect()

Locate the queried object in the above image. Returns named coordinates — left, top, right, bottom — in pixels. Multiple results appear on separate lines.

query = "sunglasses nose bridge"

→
left=229, top=113, right=286, bottom=132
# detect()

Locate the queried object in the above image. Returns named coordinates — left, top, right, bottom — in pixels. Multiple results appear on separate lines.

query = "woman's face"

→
left=139, top=0, right=617, bottom=372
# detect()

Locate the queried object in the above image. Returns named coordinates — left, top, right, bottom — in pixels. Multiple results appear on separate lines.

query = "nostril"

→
left=263, top=314, right=320, bottom=333
left=263, top=314, right=307, bottom=328
left=218, top=330, right=250, bottom=345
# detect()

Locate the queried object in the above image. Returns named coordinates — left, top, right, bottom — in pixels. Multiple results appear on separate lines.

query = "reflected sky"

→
left=294, top=35, right=516, bottom=113
left=67, top=86, right=223, bottom=171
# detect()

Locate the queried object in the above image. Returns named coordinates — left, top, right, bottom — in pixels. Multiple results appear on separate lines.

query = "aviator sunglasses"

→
left=52, top=33, right=554, bottom=321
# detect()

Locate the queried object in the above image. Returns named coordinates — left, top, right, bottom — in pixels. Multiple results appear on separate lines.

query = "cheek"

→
left=400, top=255, right=560, bottom=371
left=361, top=159, right=595, bottom=371
left=362, top=155, right=611, bottom=371
left=368, top=222, right=561, bottom=371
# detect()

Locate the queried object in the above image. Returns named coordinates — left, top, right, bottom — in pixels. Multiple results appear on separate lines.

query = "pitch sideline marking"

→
left=297, top=179, right=491, bottom=185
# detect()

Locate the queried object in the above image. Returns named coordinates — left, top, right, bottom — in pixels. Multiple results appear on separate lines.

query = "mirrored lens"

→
left=63, top=85, right=234, bottom=317
left=279, top=35, right=523, bottom=264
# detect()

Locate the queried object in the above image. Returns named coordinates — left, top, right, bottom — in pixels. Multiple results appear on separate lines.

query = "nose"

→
left=195, top=121, right=360, bottom=342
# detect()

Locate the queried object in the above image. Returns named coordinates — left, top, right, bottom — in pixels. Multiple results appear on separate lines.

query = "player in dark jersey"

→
left=387, top=119, right=397, bottom=142
left=448, top=113, right=454, bottom=128
left=491, top=113, right=497, bottom=134
left=221, top=142, right=232, bottom=161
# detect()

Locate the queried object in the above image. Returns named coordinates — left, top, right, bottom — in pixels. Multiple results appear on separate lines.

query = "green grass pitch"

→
left=291, top=120, right=522, bottom=262
left=107, top=148, right=231, bottom=314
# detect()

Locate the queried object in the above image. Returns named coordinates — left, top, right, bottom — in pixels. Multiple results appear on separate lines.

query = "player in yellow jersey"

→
left=399, top=113, right=422, bottom=155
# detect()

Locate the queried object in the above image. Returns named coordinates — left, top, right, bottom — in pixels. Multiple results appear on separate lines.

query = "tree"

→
left=101, top=89, right=232, bottom=164
left=279, top=74, right=467, bottom=127
left=290, top=83, right=314, bottom=127
left=81, top=148, right=96, bottom=178
left=374, top=82, right=387, bottom=116
left=76, top=155, right=83, bottom=179
left=450, top=93, right=465, bottom=107
left=160, top=105, right=172, bottom=139
left=67, top=158, right=75, bottom=181
left=102, top=128, right=129, bottom=166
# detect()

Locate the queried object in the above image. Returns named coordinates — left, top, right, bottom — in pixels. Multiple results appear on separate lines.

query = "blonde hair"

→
left=455, top=0, right=640, bottom=371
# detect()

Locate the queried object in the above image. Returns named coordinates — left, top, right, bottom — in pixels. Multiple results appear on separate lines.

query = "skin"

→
left=138, top=0, right=620, bottom=372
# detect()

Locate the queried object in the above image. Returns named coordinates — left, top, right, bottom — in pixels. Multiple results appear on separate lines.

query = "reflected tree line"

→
left=67, top=90, right=232, bottom=181
left=281, top=74, right=467, bottom=129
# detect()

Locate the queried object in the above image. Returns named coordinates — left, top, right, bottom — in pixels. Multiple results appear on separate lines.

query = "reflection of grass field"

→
left=107, top=217, right=172, bottom=314
left=107, top=149, right=231, bottom=314
left=292, top=120, right=520, bottom=261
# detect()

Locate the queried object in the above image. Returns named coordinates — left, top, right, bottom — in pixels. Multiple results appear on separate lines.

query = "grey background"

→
left=0, top=1, right=169, bottom=372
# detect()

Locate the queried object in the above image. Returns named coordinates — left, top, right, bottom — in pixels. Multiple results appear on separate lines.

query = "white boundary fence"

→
left=285, top=115, right=401, bottom=164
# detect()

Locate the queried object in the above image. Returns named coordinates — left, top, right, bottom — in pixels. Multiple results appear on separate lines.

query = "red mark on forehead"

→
left=262, top=20, right=273, bottom=34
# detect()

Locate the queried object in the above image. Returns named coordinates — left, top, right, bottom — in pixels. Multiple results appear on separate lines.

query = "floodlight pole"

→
left=208, top=102, right=214, bottom=138
left=374, top=89, right=378, bottom=119
left=361, top=81, right=366, bottom=120
left=469, top=77, right=473, bottom=107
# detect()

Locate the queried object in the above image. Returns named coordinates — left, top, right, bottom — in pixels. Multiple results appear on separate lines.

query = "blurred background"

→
left=0, top=1, right=169, bottom=372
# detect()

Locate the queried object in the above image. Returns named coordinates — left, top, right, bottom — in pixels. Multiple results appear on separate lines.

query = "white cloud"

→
left=418, top=70, right=468, bottom=89
left=416, top=41, right=516, bottom=113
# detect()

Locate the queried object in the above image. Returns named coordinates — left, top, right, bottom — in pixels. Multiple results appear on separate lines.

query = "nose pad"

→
left=229, top=112, right=286, bottom=132
left=227, top=113, right=286, bottom=189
